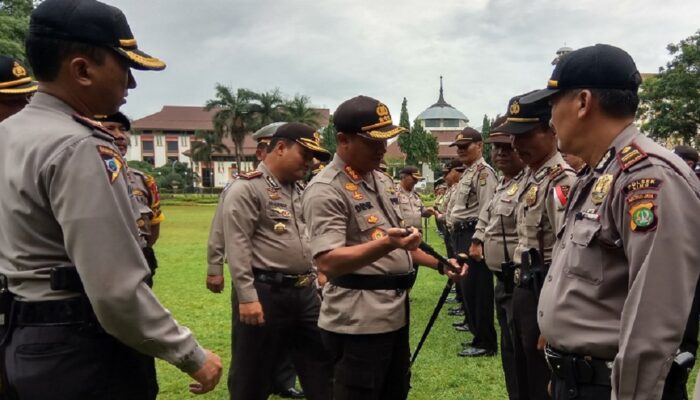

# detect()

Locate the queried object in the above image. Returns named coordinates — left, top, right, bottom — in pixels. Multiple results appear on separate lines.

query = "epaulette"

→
left=617, top=143, right=648, bottom=172
left=72, top=113, right=113, bottom=139
left=343, top=165, right=362, bottom=182
left=238, top=171, right=263, bottom=180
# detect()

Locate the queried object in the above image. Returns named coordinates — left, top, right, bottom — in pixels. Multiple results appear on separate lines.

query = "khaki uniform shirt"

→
left=513, top=153, right=576, bottom=265
left=538, top=125, right=700, bottom=400
left=0, top=93, right=204, bottom=373
left=206, top=182, right=232, bottom=276
left=397, top=185, right=424, bottom=230
left=222, top=162, right=312, bottom=303
left=440, top=184, right=457, bottom=224
left=128, top=168, right=164, bottom=245
left=302, top=154, right=412, bottom=334
left=447, top=158, right=497, bottom=226
left=473, top=170, right=526, bottom=271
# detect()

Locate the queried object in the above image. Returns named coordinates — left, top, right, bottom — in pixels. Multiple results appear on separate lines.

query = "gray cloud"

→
left=112, top=0, right=700, bottom=127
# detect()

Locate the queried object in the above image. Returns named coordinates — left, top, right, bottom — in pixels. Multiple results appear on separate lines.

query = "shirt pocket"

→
left=355, top=212, right=388, bottom=238
left=565, top=218, right=603, bottom=285
left=493, top=202, right=516, bottom=217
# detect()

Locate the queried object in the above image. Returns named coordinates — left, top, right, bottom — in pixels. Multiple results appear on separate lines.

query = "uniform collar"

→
left=332, top=153, right=375, bottom=187
left=466, top=157, right=485, bottom=170
left=593, top=123, right=640, bottom=174
left=28, top=92, right=79, bottom=117
left=530, top=152, right=565, bottom=182
left=257, top=161, right=286, bottom=191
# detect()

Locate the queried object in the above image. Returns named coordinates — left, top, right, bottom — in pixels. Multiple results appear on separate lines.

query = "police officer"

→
left=0, top=0, right=222, bottom=398
left=527, top=44, right=700, bottom=400
left=96, top=112, right=164, bottom=286
left=470, top=129, right=526, bottom=399
left=492, top=93, right=576, bottom=399
left=302, top=95, right=464, bottom=399
left=397, top=165, right=433, bottom=232
left=206, top=121, right=305, bottom=399
left=0, top=55, right=37, bottom=122
left=447, top=127, right=498, bottom=355
left=223, top=122, right=333, bottom=400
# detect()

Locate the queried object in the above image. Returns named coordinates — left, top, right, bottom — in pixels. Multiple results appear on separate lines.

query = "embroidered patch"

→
left=548, top=165, right=564, bottom=180
left=591, top=174, right=613, bottom=205
left=534, top=167, right=551, bottom=182
left=595, top=148, right=615, bottom=172
left=478, top=172, right=489, bottom=186
left=553, top=185, right=570, bottom=209
left=145, top=175, right=160, bottom=206
left=367, top=215, right=379, bottom=224
left=97, top=145, right=123, bottom=184
left=506, top=183, right=518, bottom=196
left=616, top=143, right=648, bottom=171
left=344, top=165, right=361, bottom=182
left=371, top=228, right=387, bottom=241
left=273, top=222, right=287, bottom=234
left=526, top=185, right=538, bottom=207
left=626, top=192, right=658, bottom=205
left=271, top=207, right=291, bottom=218
left=345, top=182, right=358, bottom=191
left=352, top=191, right=364, bottom=201
left=629, top=202, right=656, bottom=232
left=354, top=202, right=373, bottom=213
left=623, top=178, right=662, bottom=194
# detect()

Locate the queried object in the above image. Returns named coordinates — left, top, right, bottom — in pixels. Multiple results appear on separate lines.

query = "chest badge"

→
left=506, top=183, right=518, bottom=196
left=591, top=174, right=613, bottom=205
left=352, top=191, right=364, bottom=201
left=345, top=182, right=358, bottom=192
left=271, top=207, right=291, bottom=218
left=367, top=215, right=379, bottom=224
left=274, top=223, right=287, bottom=234
left=267, top=188, right=281, bottom=200
left=526, top=185, right=538, bottom=207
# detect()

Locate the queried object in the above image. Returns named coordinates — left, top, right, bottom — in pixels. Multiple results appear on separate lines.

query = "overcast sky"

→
left=111, top=0, right=700, bottom=127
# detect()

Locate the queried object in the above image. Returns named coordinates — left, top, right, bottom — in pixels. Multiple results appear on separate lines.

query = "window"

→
left=167, top=141, right=178, bottom=153
left=443, top=119, right=459, bottom=128
left=142, top=140, right=154, bottom=152
left=424, top=119, right=440, bottom=127
left=143, top=156, right=155, bottom=166
left=156, top=135, right=163, bottom=147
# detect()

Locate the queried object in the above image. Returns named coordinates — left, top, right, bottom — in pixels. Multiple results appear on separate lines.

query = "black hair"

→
left=266, top=137, right=295, bottom=154
left=590, top=89, right=639, bottom=118
left=25, top=36, right=108, bottom=81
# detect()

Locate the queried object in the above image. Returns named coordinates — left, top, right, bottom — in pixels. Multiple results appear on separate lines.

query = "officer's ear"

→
left=68, top=56, right=94, bottom=87
left=336, top=132, right=351, bottom=148
left=575, top=89, right=594, bottom=119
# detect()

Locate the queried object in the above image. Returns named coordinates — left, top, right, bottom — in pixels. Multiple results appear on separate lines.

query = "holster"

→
left=499, top=261, right=516, bottom=294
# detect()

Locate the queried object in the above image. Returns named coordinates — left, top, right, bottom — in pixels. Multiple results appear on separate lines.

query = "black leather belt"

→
left=253, top=269, right=314, bottom=288
left=14, top=297, right=96, bottom=326
left=330, top=270, right=417, bottom=291
left=545, top=345, right=612, bottom=387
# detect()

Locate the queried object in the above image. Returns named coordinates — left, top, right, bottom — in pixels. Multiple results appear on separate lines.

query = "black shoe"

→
left=450, top=286, right=456, bottom=293
left=448, top=308, right=465, bottom=317
left=276, top=387, right=305, bottom=399
left=445, top=297, right=459, bottom=304
left=454, top=323, right=470, bottom=332
left=458, top=347, right=496, bottom=357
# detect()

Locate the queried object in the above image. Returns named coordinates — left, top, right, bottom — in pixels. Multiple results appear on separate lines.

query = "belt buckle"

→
left=294, top=275, right=311, bottom=288
left=514, top=268, right=521, bottom=286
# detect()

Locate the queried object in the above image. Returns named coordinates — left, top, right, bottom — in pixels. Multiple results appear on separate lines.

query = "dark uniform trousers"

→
left=3, top=301, right=157, bottom=400
left=512, top=287, right=550, bottom=400
left=321, top=325, right=410, bottom=400
left=229, top=280, right=332, bottom=400
left=495, top=281, right=520, bottom=400
left=443, top=229, right=463, bottom=303
left=551, top=376, right=611, bottom=400
left=452, top=222, right=497, bottom=351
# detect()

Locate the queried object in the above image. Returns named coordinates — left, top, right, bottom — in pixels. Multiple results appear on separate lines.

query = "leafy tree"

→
left=399, top=97, right=410, bottom=130
left=398, top=116, right=439, bottom=168
left=320, top=114, right=337, bottom=154
left=638, top=30, right=700, bottom=144
left=481, top=114, right=492, bottom=165
left=204, top=84, right=256, bottom=167
left=154, top=161, right=195, bottom=191
left=284, top=95, right=320, bottom=128
left=127, top=160, right=155, bottom=175
left=0, top=0, right=34, bottom=60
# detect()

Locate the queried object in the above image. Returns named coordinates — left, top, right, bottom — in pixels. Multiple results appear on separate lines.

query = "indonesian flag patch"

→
left=553, top=185, right=570, bottom=210
left=97, top=145, right=123, bottom=184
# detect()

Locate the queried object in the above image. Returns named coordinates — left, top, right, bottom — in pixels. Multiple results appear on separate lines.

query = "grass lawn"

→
left=152, top=205, right=698, bottom=399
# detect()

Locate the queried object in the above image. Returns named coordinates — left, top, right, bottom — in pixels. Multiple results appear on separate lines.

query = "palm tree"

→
left=190, top=129, right=229, bottom=190
left=204, top=84, right=257, bottom=168
left=283, top=95, right=320, bottom=128
left=250, top=89, right=286, bottom=130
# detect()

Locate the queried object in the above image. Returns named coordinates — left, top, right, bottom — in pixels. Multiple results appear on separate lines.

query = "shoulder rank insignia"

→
left=591, top=174, right=614, bottom=205
left=534, top=167, right=551, bottom=182
left=345, top=182, right=358, bottom=192
left=623, top=178, right=662, bottom=194
left=96, top=145, right=123, bottom=184
left=548, top=165, right=564, bottom=180
left=344, top=165, right=361, bottom=182
left=595, top=148, right=615, bottom=172
left=526, top=185, right=538, bottom=207
left=478, top=171, right=489, bottom=186
left=239, top=171, right=263, bottom=180
left=74, top=114, right=113, bottom=137
left=371, top=228, right=386, bottom=241
left=616, top=143, right=648, bottom=171
left=629, top=201, right=656, bottom=232
left=506, top=183, right=519, bottom=196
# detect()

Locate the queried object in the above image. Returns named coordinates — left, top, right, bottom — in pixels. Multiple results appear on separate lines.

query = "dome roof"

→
left=416, top=77, right=469, bottom=122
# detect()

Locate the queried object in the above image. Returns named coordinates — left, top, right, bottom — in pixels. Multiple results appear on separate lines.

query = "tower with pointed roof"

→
left=415, top=76, right=469, bottom=132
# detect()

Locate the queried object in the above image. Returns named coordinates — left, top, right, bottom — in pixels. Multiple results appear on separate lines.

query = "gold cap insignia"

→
left=456, top=133, right=464, bottom=140
left=313, top=131, right=321, bottom=143
left=367, top=215, right=379, bottom=224
left=12, top=62, right=26, bottom=78
left=274, top=222, right=287, bottom=234
left=509, top=101, right=520, bottom=115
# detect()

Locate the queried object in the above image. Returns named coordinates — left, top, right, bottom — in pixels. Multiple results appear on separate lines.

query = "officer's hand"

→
left=468, top=242, right=483, bottom=261
left=189, top=350, right=223, bottom=395
left=239, top=301, right=265, bottom=326
left=387, top=227, right=421, bottom=251
left=445, top=258, right=467, bottom=282
left=317, top=272, right=328, bottom=288
left=206, top=275, right=224, bottom=293
left=537, top=334, right=546, bottom=352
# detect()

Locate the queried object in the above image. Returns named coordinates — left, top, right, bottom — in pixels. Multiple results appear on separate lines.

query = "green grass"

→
left=151, top=205, right=698, bottom=399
